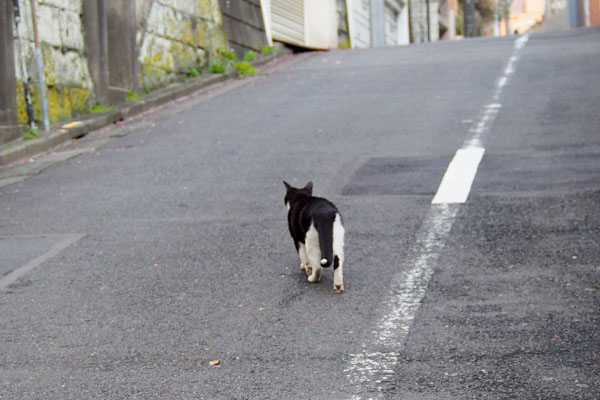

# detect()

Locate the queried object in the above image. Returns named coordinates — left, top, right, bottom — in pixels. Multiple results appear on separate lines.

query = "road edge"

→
left=0, top=46, right=295, bottom=168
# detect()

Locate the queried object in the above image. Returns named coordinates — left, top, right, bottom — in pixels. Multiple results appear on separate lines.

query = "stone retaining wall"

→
left=137, top=0, right=227, bottom=90
left=1, top=0, right=268, bottom=143
left=13, top=0, right=94, bottom=126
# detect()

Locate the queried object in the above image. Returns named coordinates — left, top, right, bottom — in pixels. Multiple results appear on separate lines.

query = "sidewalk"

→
left=0, top=46, right=293, bottom=170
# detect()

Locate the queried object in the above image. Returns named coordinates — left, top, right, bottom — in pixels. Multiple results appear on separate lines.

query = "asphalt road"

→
left=1, top=27, right=599, bottom=399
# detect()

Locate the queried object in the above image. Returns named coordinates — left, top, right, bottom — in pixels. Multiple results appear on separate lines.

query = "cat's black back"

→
left=284, top=181, right=340, bottom=267
left=283, top=181, right=346, bottom=292
left=288, top=195, right=338, bottom=245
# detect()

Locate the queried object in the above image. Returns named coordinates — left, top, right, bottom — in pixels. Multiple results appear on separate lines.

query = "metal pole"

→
left=13, top=0, right=35, bottom=128
left=30, top=0, right=49, bottom=131
left=426, top=0, right=431, bottom=42
left=463, top=0, right=477, bottom=37
left=504, top=0, right=511, bottom=34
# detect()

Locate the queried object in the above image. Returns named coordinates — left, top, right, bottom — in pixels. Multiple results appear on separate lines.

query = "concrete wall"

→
left=439, top=0, right=457, bottom=40
left=591, top=0, right=600, bottom=25
left=371, top=0, right=386, bottom=46
left=0, top=1, right=19, bottom=145
left=106, top=1, right=139, bottom=103
left=83, top=0, right=109, bottom=105
left=136, top=0, right=227, bottom=91
left=218, top=0, right=268, bottom=58
left=510, top=0, right=548, bottom=33
left=337, top=0, right=351, bottom=48
left=569, top=0, right=600, bottom=25
left=350, top=0, right=372, bottom=48
left=12, top=0, right=95, bottom=127
left=409, top=0, right=439, bottom=42
left=1, top=0, right=267, bottom=140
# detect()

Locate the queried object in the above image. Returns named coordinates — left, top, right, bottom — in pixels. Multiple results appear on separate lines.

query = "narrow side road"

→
left=1, top=27, right=598, bottom=399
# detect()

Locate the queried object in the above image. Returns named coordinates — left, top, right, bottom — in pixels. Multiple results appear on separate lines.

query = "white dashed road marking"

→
left=431, top=147, right=486, bottom=204
left=345, top=34, right=529, bottom=399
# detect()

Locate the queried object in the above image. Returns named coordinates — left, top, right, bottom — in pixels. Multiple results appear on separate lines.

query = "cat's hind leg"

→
left=332, top=214, right=345, bottom=293
left=333, top=254, right=344, bottom=293
left=299, top=243, right=311, bottom=275
left=305, top=224, right=322, bottom=283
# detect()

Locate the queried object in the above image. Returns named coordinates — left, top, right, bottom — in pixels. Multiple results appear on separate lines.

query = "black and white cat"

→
left=283, top=181, right=345, bottom=293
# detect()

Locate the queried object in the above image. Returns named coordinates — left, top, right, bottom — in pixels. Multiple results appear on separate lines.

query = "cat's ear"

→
left=283, top=181, right=292, bottom=191
left=304, top=181, right=313, bottom=195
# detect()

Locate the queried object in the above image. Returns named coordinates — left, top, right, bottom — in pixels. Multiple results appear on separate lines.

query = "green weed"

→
left=210, top=47, right=238, bottom=74
left=243, top=50, right=257, bottom=61
left=219, top=47, right=237, bottom=61
left=88, top=104, right=115, bottom=114
left=260, top=45, right=275, bottom=54
left=235, top=61, right=259, bottom=76
left=188, top=67, right=200, bottom=77
left=23, top=126, right=39, bottom=140
left=210, top=60, right=227, bottom=74
left=125, top=90, right=144, bottom=102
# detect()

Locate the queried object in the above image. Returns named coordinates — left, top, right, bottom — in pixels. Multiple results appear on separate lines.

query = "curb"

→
left=0, top=47, right=292, bottom=168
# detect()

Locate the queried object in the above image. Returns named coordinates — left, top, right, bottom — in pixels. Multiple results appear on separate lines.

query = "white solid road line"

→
left=0, top=234, right=85, bottom=290
left=346, top=204, right=458, bottom=396
left=345, top=34, right=529, bottom=399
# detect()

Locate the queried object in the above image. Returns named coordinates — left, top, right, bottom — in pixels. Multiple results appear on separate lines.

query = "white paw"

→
left=305, top=265, right=313, bottom=276
left=307, top=268, right=322, bottom=283
left=333, top=283, right=344, bottom=293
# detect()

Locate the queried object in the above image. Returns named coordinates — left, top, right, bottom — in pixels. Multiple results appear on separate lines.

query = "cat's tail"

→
left=316, top=215, right=334, bottom=268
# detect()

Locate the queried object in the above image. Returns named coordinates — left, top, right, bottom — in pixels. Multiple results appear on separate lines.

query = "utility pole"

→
left=426, top=0, right=431, bottom=42
left=504, top=0, right=512, bottom=34
left=30, top=0, right=49, bottom=131
left=463, top=0, right=477, bottom=37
